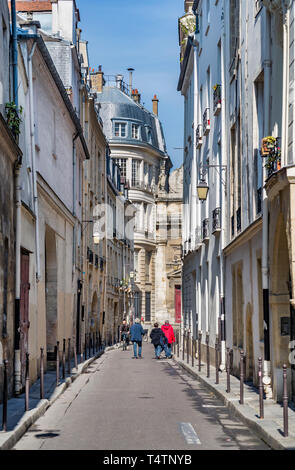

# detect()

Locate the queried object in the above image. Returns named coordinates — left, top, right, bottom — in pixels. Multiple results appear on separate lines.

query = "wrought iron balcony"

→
left=212, top=207, right=221, bottom=234
left=203, top=108, right=210, bottom=136
left=213, top=85, right=221, bottom=116
left=196, top=124, right=203, bottom=149
left=202, top=218, right=210, bottom=241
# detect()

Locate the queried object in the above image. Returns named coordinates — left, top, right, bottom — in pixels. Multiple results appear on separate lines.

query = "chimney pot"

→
left=152, top=95, right=159, bottom=115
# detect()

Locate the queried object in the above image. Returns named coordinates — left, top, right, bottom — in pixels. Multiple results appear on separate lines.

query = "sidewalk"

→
left=173, top=352, right=295, bottom=450
left=0, top=345, right=116, bottom=451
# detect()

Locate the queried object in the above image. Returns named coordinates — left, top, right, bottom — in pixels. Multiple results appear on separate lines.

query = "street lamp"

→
left=197, top=179, right=209, bottom=201
left=197, top=164, right=227, bottom=201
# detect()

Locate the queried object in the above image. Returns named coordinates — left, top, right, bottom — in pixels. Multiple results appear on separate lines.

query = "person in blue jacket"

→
left=130, top=318, right=145, bottom=359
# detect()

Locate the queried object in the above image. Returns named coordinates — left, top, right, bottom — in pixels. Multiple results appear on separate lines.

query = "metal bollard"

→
left=68, top=338, right=71, bottom=375
left=182, top=332, right=185, bottom=361
left=74, top=341, right=78, bottom=370
left=226, top=347, right=230, bottom=393
left=25, top=353, right=30, bottom=411
left=84, top=333, right=87, bottom=360
left=56, top=341, right=60, bottom=385
left=2, top=360, right=8, bottom=431
left=40, top=348, right=44, bottom=400
left=177, top=331, right=180, bottom=357
left=198, top=332, right=202, bottom=372
left=93, top=332, right=95, bottom=355
left=283, top=364, right=288, bottom=437
left=88, top=333, right=91, bottom=358
left=62, top=339, right=66, bottom=379
left=206, top=333, right=210, bottom=378
left=258, top=357, right=264, bottom=419
left=215, top=337, right=219, bottom=385
left=192, top=338, right=195, bottom=368
left=240, top=350, right=244, bottom=404
left=187, top=331, right=190, bottom=364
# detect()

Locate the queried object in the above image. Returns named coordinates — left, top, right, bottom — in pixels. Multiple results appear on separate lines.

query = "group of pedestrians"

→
left=119, top=318, right=175, bottom=360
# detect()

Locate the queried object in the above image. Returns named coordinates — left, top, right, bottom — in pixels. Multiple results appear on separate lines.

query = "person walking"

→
left=130, top=318, right=145, bottom=359
left=150, top=323, right=167, bottom=359
left=120, top=319, right=130, bottom=350
left=161, top=320, right=175, bottom=359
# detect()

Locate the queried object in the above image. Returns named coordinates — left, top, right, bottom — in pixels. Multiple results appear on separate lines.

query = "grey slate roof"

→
left=95, top=86, right=168, bottom=156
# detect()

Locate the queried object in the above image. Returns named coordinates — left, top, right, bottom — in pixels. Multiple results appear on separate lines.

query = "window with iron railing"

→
left=213, top=85, right=221, bottom=116
left=202, top=218, right=210, bottom=240
left=203, top=108, right=210, bottom=136
left=212, top=207, right=221, bottom=233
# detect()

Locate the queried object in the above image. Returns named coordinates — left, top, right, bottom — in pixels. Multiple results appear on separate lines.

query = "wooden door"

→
left=20, top=252, right=30, bottom=386
left=175, top=285, right=181, bottom=324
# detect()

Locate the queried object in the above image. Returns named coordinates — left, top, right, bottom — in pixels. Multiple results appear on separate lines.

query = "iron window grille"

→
left=212, top=207, right=221, bottom=234
left=202, top=218, right=210, bottom=241
left=203, top=108, right=210, bottom=136
left=213, top=85, right=221, bottom=116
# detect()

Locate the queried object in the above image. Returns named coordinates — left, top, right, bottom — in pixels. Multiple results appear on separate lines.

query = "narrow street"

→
left=13, top=344, right=269, bottom=451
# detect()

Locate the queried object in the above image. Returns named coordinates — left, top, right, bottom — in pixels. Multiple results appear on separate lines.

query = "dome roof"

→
left=95, top=86, right=168, bottom=155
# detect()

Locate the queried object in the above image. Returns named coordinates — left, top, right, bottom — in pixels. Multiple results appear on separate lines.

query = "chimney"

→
left=132, top=89, right=141, bottom=104
left=184, top=0, right=194, bottom=13
left=152, top=95, right=159, bottom=116
left=91, top=65, right=104, bottom=93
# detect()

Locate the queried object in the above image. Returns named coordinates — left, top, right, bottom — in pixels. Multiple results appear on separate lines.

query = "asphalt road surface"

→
left=13, top=343, right=269, bottom=450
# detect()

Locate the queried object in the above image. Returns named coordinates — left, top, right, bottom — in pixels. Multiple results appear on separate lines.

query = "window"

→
left=114, top=122, right=126, bottom=137
left=148, top=165, right=153, bottom=185
left=132, top=123, right=139, bottom=139
left=145, top=251, right=152, bottom=281
left=132, top=159, right=140, bottom=186
left=114, top=158, right=127, bottom=179
left=145, top=292, right=151, bottom=322
left=229, top=0, right=240, bottom=68
left=147, top=129, right=152, bottom=144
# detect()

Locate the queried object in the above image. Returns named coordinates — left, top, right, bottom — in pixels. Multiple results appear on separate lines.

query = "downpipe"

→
left=28, top=41, right=41, bottom=282
left=14, top=160, right=22, bottom=395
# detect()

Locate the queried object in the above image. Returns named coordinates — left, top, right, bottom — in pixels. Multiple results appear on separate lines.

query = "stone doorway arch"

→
left=271, top=213, right=292, bottom=400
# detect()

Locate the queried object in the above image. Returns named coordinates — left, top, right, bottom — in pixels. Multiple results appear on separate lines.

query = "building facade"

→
left=93, top=70, right=183, bottom=332
left=178, top=0, right=295, bottom=402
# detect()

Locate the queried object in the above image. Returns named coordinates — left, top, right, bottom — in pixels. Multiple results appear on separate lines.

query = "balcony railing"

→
left=202, top=218, right=210, bottom=241
left=203, top=108, right=210, bottom=136
left=196, top=124, right=203, bottom=149
left=212, top=207, right=221, bottom=234
left=213, top=85, right=221, bottom=116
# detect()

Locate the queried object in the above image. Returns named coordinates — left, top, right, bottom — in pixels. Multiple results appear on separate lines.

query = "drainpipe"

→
left=218, top=0, right=227, bottom=370
left=281, top=2, right=290, bottom=168
left=28, top=41, right=40, bottom=282
left=14, top=159, right=22, bottom=394
left=11, top=0, right=18, bottom=109
left=11, top=0, right=22, bottom=394
left=262, top=10, right=272, bottom=398
left=72, top=133, right=79, bottom=275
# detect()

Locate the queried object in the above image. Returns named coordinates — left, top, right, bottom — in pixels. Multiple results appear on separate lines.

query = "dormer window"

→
left=132, top=124, right=140, bottom=139
left=147, top=129, right=152, bottom=144
left=114, top=122, right=126, bottom=137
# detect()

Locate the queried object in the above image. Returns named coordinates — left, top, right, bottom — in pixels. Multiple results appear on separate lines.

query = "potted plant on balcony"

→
left=261, top=136, right=276, bottom=156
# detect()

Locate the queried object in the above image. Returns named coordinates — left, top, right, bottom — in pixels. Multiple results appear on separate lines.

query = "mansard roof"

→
left=95, top=86, right=168, bottom=157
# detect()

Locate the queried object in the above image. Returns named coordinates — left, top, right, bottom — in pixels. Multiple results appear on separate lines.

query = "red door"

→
left=175, top=285, right=182, bottom=324
left=20, top=252, right=30, bottom=386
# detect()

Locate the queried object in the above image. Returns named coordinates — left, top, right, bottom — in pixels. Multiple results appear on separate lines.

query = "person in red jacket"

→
left=161, top=320, right=175, bottom=359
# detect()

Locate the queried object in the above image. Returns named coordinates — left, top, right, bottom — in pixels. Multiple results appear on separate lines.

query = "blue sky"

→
left=77, top=0, right=184, bottom=169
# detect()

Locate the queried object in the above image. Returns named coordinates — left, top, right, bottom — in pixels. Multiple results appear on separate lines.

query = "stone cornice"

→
left=262, top=0, right=292, bottom=13
left=223, top=217, right=263, bottom=256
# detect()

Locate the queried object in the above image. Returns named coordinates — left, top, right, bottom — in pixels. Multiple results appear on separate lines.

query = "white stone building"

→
left=178, top=0, right=226, bottom=363
left=178, top=0, right=295, bottom=402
